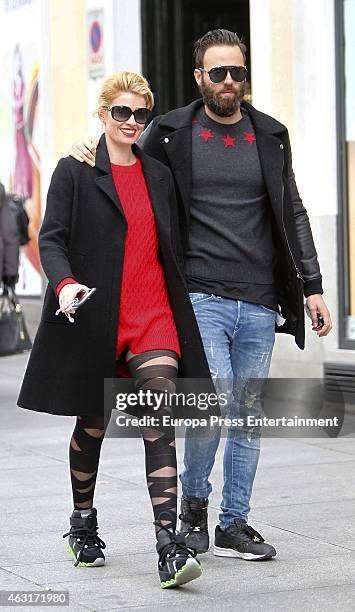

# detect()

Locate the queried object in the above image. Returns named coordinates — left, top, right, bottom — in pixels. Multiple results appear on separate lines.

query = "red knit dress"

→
left=111, top=158, right=180, bottom=359
left=56, top=158, right=181, bottom=365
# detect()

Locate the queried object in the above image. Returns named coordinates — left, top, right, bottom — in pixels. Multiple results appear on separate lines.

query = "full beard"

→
left=199, top=78, right=246, bottom=117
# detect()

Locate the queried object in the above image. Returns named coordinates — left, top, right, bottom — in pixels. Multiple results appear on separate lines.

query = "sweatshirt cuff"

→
left=56, top=277, right=78, bottom=297
left=303, top=278, right=323, bottom=298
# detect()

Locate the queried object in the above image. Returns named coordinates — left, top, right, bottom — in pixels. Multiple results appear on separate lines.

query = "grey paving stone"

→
left=1, top=466, right=70, bottom=501
left=43, top=574, right=213, bottom=611
left=0, top=453, right=63, bottom=470
left=252, top=460, right=355, bottom=505
left=176, top=583, right=355, bottom=612
left=3, top=500, right=155, bottom=538
left=257, top=438, right=355, bottom=465
left=1, top=532, right=67, bottom=566
left=0, top=442, right=34, bottom=459
left=252, top=500, right=355, bottom=550
left=304, top=436, right=355, bottom=446
left=3, top=552, right=156, bottom=586
left=0, top=567, right=38, bottom=590
left=304, top=439, right=355, bottom=456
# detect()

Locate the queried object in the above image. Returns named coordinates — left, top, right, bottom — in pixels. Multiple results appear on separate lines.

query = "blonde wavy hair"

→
left=96, top=70, right=154, bottom=114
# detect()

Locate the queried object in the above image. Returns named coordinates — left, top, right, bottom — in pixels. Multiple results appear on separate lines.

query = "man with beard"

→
left=69, top=29, right=332, bottom=562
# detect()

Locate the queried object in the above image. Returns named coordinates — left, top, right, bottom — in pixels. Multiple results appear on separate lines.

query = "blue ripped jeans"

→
left=179, top=294, right=276, bottom=528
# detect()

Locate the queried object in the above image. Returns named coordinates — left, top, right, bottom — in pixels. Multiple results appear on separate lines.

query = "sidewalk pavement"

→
left=1, top=352, right=355, bottom=612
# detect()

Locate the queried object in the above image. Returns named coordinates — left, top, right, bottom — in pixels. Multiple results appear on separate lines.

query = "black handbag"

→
left=0, top=285, right=32, bottom=356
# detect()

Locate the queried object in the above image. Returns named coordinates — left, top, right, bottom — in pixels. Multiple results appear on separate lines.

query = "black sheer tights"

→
left=69, top=349, right=178, bottom=531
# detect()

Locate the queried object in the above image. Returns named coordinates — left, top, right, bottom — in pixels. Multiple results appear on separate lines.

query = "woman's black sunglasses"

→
left=107, top=105, right=150, bottom=124
left=198, top=65, right=247, bottom=83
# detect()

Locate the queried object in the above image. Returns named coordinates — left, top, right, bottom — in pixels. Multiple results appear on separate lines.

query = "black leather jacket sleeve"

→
left=285, top=135, right=323, bottom=297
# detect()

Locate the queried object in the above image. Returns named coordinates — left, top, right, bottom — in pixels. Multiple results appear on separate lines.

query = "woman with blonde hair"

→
left=18, top=70, right=214, bottom=588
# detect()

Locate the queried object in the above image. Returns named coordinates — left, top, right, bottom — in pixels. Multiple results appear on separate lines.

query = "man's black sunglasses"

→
left=107, top=105, right=150, bottom=124
left=198, top=65, right=247, bottom=83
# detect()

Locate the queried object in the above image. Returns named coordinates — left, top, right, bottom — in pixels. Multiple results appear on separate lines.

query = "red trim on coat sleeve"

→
left=56, top=277, right=78, bottom=297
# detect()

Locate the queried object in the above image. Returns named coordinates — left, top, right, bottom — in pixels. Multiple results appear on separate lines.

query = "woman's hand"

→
left=59, top=283, right=90, bottom=314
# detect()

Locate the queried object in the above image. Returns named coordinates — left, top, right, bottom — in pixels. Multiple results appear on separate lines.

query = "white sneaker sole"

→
left=214, top=545, right=275, bottom=561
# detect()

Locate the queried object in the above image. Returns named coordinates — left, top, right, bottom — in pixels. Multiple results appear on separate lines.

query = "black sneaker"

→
left=63, top=507, right=106, bottom=567
left=155, top=522, right=202, bottom=588
left=179, top=496, right=209, bottom=553
left=214, top=519, right=276, bottom=561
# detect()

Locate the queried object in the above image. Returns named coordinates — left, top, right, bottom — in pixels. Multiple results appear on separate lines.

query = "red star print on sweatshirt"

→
left=199, top=128, right=214, bottom=142
left=193, top=119, right=256, bottom=150
left=221, top=134, right=237, bottom=148
left=243, top=132, right=256, bottom=144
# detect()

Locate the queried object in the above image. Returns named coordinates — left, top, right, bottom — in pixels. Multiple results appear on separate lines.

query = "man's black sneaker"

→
left=179, top=496, right=209, bottom=553
left=63, top=507, right=106, bottom=567
left=214, top=519, right=276, bottom=561
left=155, top=522, right=202, bottom=588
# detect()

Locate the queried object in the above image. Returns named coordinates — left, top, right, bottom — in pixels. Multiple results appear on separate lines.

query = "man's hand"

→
left=69, top=137, right=98, bottom=167
left=306, top=294, right=332, bottom=337
left=59, top=283, right=90, bottom=314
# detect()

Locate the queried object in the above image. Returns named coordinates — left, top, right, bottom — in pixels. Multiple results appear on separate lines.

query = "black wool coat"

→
left=17, top=135, right=215, bottom=416
left=139, top=99, right=324, bottom=350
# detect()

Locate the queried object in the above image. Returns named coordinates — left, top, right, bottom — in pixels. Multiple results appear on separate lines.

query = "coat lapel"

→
left=156, top=100, right=203, bottom=227
left=94, top=135, right=169, bottom=231
left=135, top=145, right=170, bottom=237
left=94, top=134, right=126, bottom=219
left=159, top=127, right=192, bottom=226
left=253, top=127, right=284, bottom=225
left=244, top=102, right=286, bottom=227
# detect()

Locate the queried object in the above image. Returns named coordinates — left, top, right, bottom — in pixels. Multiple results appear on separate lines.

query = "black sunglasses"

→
left=107, top=105, right=150, bottom=124
left=198, top=65, right=247, bottom=83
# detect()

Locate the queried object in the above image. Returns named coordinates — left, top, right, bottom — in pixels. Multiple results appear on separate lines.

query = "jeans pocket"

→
left=259, top=304, right=276, bottom=315
left=189, top=292, right=214, bottom=305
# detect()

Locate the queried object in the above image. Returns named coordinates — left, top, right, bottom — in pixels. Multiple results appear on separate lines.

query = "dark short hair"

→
left=193, top=29, right=247, bottom=68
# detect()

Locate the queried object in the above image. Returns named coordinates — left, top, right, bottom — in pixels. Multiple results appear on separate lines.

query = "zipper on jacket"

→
left=280, top=157, right=304, bottom=282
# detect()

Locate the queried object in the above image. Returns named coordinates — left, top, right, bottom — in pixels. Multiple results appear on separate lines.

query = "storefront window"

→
left=337, top=0, right=355, bottom=346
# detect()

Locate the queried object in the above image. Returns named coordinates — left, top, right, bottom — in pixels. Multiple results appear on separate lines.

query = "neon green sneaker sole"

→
left=67, top=543, right=105, bottom=567
left=161, top=558, right=202, bottom=588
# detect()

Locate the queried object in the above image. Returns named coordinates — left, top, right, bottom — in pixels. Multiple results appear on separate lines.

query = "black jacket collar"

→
left=95, top=133, right=160, bottom=178
left=158, top=98, right=287, bottom=136
left=94, top=133, right=168, bottom=222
